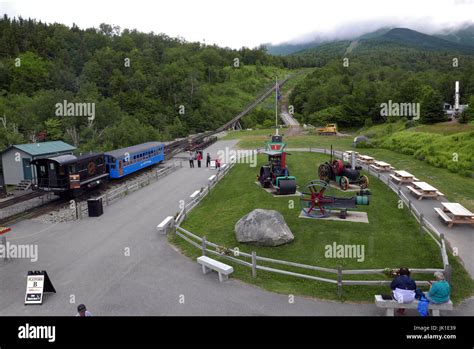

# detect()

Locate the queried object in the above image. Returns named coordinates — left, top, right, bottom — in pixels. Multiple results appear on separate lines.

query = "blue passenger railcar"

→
left=105, top=142, right=165, bottom=179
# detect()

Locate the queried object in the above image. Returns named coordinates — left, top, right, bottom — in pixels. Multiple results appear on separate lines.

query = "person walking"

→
left=189, top=151, right=194, bottom=168
left=216, top=157, right=221, bottom=171
left=206, top=153, right=211, bottom=167
left=197, top=151, right=202, bottom=168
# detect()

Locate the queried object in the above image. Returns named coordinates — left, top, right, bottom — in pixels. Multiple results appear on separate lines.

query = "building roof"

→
left=31, top=153, right=102, bottom=166
left=3, top=141, right=76, bottom=156
left=104, top=142, right=164, bottom=159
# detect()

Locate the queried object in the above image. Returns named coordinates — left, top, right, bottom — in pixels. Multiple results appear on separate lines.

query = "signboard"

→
left=24, top=271, right=56, bottom=305
left=210, top=161, right=216, bottom=169
left=25, top=274, right=45, bottom=305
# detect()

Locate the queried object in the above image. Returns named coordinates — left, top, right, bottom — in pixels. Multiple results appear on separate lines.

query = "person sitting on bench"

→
left=386, top=267, right=417, bottom=315
left=426, top=271, right=450, bottom=304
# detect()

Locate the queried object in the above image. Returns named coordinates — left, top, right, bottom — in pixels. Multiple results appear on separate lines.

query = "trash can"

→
left=87, top=197, right=103, bottom=217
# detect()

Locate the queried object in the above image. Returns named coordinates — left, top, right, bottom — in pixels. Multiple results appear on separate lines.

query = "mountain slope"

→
left=366, top=28, right=474, bottom=54
left=435, top=25, right=474, bottom=47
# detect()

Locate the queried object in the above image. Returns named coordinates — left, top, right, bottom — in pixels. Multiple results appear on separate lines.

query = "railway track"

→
left=0, top=190, right=46, bottom=209
left=0, top=196, right=66, bottom=226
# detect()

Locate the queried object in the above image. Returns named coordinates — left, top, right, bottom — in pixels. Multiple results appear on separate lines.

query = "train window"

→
left=59, top=166, right=65, bottom=175
left=49, top=163, right=55, bottom=171
left=69, top=165, right=76, bottom=173
left=39, top=165, right=46, bottom=175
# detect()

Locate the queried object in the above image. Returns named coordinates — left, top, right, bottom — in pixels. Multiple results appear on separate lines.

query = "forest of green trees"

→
left=0, top=16, right=314, bottom=151
left=2, top=16, right=474, bottom=153
left=290, top=43, right=474, bottom=127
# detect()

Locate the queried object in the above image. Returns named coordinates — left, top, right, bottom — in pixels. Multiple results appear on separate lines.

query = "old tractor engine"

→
left=318, top=158, right=369, bottom=191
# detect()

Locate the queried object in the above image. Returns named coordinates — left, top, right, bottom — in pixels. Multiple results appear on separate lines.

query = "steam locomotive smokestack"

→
left=455, top=81, right=460, bottom=111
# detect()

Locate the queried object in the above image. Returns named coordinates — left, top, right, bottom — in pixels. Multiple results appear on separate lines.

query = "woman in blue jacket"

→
left=426, top=271, right=451, bottom=304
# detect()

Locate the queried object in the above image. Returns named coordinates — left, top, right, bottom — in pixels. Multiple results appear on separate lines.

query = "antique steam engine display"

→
left=300, top=180, right=370, bottom=219
left=318, top=149, right=369, bottom=191
left=257, top=132, right=297, bottom=195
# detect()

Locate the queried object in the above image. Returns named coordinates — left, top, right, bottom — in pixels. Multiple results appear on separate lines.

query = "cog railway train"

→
left=31, top=133, right=217, bottom=197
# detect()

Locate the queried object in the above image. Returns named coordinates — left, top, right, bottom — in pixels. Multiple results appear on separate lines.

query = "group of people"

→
left=188, top=150, right=220, bottom=169
left=386, top=267, right=451, bottom=315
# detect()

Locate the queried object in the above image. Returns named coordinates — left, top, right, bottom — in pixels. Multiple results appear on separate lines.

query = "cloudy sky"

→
left=1, top=0, right=473, bottom=48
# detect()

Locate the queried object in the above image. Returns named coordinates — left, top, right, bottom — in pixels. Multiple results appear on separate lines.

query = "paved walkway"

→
left=0, top=141, right=472, bottom=316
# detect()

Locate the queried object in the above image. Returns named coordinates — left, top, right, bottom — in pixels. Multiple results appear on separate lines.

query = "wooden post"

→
left=444, top=264, right=452, bottom=283
left=419, top=213, right=424, bottom=234
left=201, top=237, right=207, bottom=256
left=337, top=266, right=343, bottom=298
left=408, top=199, right=411, bottom=211
left=251, top=251, right=257, bottom=278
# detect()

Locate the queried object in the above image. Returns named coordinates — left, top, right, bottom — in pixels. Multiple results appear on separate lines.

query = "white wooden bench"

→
left=156, top=216, right=174, bottom=234
left=374, top=295, right=453, bottom=316
left=190, top=190, right=201, bottom=199
left=434, top=208, right=454, bottom=227
left=197, top=256, right=234, bottom=282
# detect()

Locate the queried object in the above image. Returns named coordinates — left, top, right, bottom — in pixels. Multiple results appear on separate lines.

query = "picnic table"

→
left=343, top=151, right=359, bottom=161
left=358, top=155, right=375, bottom=164
left=434, top=203, right=474, bottom=228
left=370, top=160, right=393, bottom=172
left=407, top=181, right=444, bottom=200
left=390, top=170, right=419, bottom=184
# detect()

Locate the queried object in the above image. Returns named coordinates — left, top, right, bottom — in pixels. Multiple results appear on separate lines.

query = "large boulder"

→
left=234, top=209, right=294, bottom=247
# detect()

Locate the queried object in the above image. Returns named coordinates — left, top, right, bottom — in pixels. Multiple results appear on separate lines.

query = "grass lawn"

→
left=171, top=152, right=473, bottom=303
left=222, top=129, right=354, bottom=150
left=222, top=128, right=474, bottom=211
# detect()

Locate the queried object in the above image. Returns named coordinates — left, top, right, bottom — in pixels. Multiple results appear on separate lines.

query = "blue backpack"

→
left=417, top=296, right=429, bottom=317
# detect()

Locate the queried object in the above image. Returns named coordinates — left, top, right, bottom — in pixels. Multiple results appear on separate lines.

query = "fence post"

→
left=169, top=219, right=176, bottom=237
left=408, top=199, right=411, bottom=211
left=251, top=251, right=257, bottom=278
left=444, top=264, right=452, bottom=283
left=337, top=266, right=343, bottom=298
left=201, top=236, right=207, bottom=256
left=75, top=202, right=79, bottom=220
left=419, top=213, right=424, bottom=234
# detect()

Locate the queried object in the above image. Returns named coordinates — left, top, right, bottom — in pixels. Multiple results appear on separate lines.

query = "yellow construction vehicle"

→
left=316, top=123, right=338, bottom=136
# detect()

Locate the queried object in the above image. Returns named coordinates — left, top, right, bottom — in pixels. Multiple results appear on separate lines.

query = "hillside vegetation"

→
left=0, top=16, right=310, bottom=151
left=289, top=28, right=474, bottom=128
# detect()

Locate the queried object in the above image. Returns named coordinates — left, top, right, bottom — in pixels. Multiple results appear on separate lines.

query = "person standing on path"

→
left=206, top=153, right=211, bottom=167
left=189, top=151, right=194, bottom=168
left=197, top=151, right=202, bottom=168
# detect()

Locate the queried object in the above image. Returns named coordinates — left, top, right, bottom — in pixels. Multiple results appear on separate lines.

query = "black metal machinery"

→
left=318, top=149, right=369, bottom=191
left=258, top=133, right=296, bottom=195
